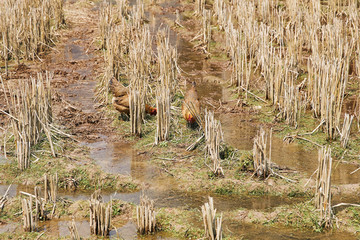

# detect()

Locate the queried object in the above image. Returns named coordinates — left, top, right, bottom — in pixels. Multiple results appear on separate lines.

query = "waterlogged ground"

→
left=0, top=0, right=360, bottom=239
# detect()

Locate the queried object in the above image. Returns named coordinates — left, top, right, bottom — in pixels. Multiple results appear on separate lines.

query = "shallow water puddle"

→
left=57, top=188, right=302, bottom=211
left=2, top=183, right=358, bottom=212
left=111, top=221, right=176, bottom=239
left=87, top=137, right=135, bottom=175
left=0, top=184, right=33, bottom=198
left=84, top=133, right=302, bottom=211
left=40, top=219, right=175, bottom=239
left=39, top=219, right=90, bottom=238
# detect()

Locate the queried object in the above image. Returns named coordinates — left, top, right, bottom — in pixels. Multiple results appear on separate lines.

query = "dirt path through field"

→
left=45, top=1, right=112, bottom=141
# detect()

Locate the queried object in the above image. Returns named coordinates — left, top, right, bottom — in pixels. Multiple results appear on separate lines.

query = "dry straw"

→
left=201, top=196, right=222, bottom=240
left=129, top=86, right=145, bottom=136
left=155, top=85, right=171, bottom=144
left=2, top=73, right=54, bottom=170
left=154, top=29, right=179, bottom=144
left=339, top=113, right=353, bottom=148
left=202, top=9, right=212, bottom=53
left=195, top=0, right=205, bottom=15
left=20, top=181, right=55, bottom=223
left=34, top=186, right=46, bottom=220
left=136, top=194, right=156, bottom=234
left=157, top=29, right=179, bottom=93
left=22, top=198, right=35, bottom=232
left=0, top=0, right=64, bottom=74
left=89, top=190, right=112, bottom=236
left=204, top=109, right=224, bottom=177
left=253, top=127, right=272, bottom=178
left=212, top=0, right=359, bottom=135
left=99, top=0, right=148, bottom=99
left=315, top=147, right=333, bottom=228
left=307, top=53, right=350, bottom=139
left=44, top=173, right=58, bottom=203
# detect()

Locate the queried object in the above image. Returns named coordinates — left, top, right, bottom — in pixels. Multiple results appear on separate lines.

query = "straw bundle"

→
left=201, top=196, right=222, bottom=240
left=136, top=195, right=156, bottom=234
left=44, top=173, right=58, bottom=203
left=34, top=186, right=46, bottom=220
left=22, top=198, right=35, bottom=232
left=129, top=87, right=145, bottom=136
left=0, top=0, right=64, bottom=72
left=89, top=190, right=112, bottom=236
left=155, top=85, right=171, bottom=144
left=340, top=113, right=353, bottom=148
left=307, top=54, right=350, bottom=139
left=253, top=127, right=272, bottom=178
left=156, top=29, right=178, bottom=93
left=154, top=29, right=179, bottom=143
left=202, top=9, right=212, bottom=52
left=3, top=72, right=54, bottom=170
left=204, top=109, right=224, bottom=176
left=315, top=147, right=333, bottom=228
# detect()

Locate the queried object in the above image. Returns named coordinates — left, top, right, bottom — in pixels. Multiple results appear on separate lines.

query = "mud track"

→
left=2, top=1, right=117, bottom=143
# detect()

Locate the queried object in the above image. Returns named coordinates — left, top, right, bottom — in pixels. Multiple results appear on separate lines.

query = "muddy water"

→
left=114, top=220, right=358, bottom=240
left=60, top=139, right=301, bottom=209
left=87, top=136, right=134, bottom=175
left=42, top=219, right=175, bottom=239
left=39, top=220, right=90, bottom=238
left=57, top=188, right=301, bottom=211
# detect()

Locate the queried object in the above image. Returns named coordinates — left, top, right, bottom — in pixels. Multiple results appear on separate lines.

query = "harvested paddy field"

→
left=1, top=0, right=360, bottom=239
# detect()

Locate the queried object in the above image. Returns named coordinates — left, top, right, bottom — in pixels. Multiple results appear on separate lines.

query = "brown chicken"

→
left=110, top=78, right=157, bottom=116
left=182, top=81, right=200, bottom=125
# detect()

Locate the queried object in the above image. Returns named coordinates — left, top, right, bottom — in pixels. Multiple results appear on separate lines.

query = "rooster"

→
left=182, top=81, right=200, bottom=126
left=110, top=78, right=157, bottom=116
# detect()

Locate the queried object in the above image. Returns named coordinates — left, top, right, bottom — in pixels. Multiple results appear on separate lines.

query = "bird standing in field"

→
left=182, top=81, right=201, bottom=127
left=109, top=78, right=157, bottom=116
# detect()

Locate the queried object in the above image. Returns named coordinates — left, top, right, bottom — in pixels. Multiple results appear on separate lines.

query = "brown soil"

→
left=0, top=1, right=115, bottom=142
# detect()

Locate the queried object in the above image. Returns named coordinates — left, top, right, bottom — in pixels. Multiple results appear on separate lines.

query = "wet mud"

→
left=225, top=221, right=357, bottom=240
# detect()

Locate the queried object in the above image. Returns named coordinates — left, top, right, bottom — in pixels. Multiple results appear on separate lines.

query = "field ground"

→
left=0, top=0, right=360, bottom=239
